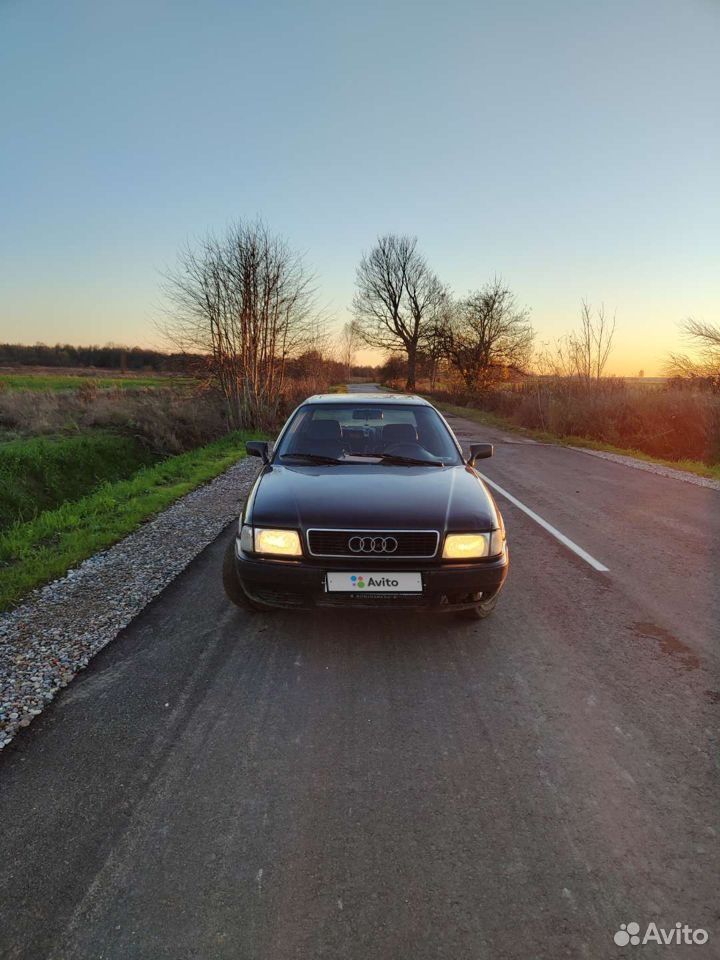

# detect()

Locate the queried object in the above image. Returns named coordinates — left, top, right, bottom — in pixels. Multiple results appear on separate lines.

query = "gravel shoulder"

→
left=569, top=445, right=720, bottom=490
left=0, top=455, right=260, bottom=749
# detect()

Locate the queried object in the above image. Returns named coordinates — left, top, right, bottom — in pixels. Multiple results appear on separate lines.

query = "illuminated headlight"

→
left=252, top=527, right=303, bottom=557
left=442, top=531, right=504, bottom=559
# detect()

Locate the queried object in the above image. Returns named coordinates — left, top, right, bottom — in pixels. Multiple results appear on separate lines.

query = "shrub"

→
left=0, top=375, right=336, bottom=450
left=424, top=379, right=720, bottom=466
left=0, top=386, right=229, bottom=455
left=276, top=374, right=339, bottom=417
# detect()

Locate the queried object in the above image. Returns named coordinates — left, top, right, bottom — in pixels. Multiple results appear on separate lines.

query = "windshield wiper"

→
left=350, top=452, right=445, bottom=467
left=281, top=451, right=445, bottom=467
left=280, top=452, right=343, bottom=465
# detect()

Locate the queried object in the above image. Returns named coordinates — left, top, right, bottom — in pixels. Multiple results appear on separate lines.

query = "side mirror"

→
left=246, top=440, right=270, bottom=463
left=468, top=443, right=493, bottom=465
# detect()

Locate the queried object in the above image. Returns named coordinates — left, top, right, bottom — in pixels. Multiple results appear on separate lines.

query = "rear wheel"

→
left=458, top=593, right=499, bottom=621
left=222, top=539, right=273, bottom=612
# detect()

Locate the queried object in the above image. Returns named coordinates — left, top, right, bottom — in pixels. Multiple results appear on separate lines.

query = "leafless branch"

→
left=352, top=234, right=444, bottom=390
left=442, top=278, right=534, bottom=390
left=665, top=317, right=720, bottom=384
left=158, top=220, right=320, bottom=429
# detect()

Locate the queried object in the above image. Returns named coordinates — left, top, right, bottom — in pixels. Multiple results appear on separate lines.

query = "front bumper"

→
left=233, top=541, right=509, bottom=611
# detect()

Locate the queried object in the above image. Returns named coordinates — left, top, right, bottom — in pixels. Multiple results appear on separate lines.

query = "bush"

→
left=0, top=386, right=229, bottom=455
left=0, top=373, right=346, bottom=454
left=425, top=379, right=720, bottom=466
left=276, top=374, right=340, bottom=418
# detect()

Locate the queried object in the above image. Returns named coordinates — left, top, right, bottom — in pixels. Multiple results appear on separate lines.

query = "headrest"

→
left=382, top=422, right=418, bottom=443
left=307, top=419, right=341, bottom=439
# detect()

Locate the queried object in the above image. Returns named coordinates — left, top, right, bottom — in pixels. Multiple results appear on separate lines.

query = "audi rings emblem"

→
left=348, top=535, right=399, bottom=554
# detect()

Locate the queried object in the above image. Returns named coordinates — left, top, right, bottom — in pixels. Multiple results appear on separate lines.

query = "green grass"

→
left=431, top=400, right=720, bottom=482
left=0, top=431, right=260, bottom=611
left=0, top=432, right=158, bottom=530
left=0, top=374, right=195, bottom=392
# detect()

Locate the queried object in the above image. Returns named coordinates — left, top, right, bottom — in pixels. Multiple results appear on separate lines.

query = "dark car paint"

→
left=244, top=462, right=501, bottom=537
left=232, top=396, right=508, bottom=610
left=235, top=549, right=508, bottom=611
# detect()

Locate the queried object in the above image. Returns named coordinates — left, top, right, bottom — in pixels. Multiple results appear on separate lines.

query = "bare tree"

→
left=336, top=320, right=360, bottom=379
left=534, top=336, right=575, bottom=378
left=667, top=318, right=720, bottom=384
left=160, top=220, right=319, bottom=429
left=536, top=301, right=616, bottom=383
left=567, top=301, right=616, bottom=383
left=421, top=291, right=454, bottom=390
left=442, top=279, right=534, bottom=391
left=352, top=235, right=444, bottom=391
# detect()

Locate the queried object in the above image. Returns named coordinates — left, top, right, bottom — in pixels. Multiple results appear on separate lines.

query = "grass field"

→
left=0, top=373, right=195, bottom=392
left=0, top=432, right=158, bottom=530
left=0, top=431, right=259, bottom=611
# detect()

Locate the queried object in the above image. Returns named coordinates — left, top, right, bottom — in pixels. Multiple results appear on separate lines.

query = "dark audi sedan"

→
left=223, top=394, right=508, bottom=619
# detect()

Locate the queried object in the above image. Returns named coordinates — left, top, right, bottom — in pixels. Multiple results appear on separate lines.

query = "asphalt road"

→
left=1, top=386, right=718, bottom=959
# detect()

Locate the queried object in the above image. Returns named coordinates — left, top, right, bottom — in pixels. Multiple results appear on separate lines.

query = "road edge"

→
left=0, top=456, right=259, bottom=751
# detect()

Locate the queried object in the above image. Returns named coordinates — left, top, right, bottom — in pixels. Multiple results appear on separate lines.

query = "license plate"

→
left=326, top=572, right=423, bottom=593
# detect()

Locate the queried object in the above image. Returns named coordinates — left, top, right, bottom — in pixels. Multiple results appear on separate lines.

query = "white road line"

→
left=476, top=472, right=610, bottom=573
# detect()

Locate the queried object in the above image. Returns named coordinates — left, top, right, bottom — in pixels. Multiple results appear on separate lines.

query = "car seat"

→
left=381, top=422, right=419, bottom=449
left=303, top=419, right=345, bottom=458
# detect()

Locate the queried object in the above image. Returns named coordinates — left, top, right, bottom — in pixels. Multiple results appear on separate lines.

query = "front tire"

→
left=222, top=538, right=272, bottom=612
left=459, top=593, right=499, bottom=621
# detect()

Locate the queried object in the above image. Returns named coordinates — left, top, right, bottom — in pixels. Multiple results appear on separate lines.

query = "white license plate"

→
left=326, top=572, right=423, bottom=593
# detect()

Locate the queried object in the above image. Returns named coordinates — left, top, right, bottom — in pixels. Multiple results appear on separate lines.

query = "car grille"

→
left=306, top=529, right=439, bottom=559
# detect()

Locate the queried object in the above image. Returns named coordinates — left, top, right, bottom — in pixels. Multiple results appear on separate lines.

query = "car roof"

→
left=304, top=393, right=431, bottom=406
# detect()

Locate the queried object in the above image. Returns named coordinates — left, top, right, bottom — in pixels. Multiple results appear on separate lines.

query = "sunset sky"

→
left=1, top=0, right=718, bottom=375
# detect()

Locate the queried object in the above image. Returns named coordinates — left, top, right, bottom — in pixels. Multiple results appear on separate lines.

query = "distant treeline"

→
left=0, top=343, right=205, bottom=372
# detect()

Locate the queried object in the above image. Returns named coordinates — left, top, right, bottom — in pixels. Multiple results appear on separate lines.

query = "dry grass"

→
left=421, top=378, right=720, bottom=467
left=0, top=386, right=230, bottom=455
left=0, top=373, right=337, bottom=454
left=0, top=373, right=191, bottom=392
left=276, top=374, right=341, bottom=416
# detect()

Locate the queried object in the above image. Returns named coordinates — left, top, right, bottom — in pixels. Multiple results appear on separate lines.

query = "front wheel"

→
left=458, top=593, right=499, bottom=621
left=222, top=539, right=273, bottom=612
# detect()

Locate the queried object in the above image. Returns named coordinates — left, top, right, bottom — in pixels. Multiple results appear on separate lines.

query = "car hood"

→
left=248, top=463, right=500, bottom=532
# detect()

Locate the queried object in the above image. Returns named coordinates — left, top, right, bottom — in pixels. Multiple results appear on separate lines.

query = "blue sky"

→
left=0, top=0, right=718, bottom=373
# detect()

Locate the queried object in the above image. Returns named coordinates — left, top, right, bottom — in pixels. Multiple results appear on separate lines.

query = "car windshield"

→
left=274, top=403, right=463, bottom=465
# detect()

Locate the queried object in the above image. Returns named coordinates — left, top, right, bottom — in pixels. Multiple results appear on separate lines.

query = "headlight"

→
left=442, top=531, right=504, bottom=559
left=443, top=533, right=489, bottom=559
left=253, top=527, right=303, bottom=557
left=489, top=529, right=505, bottom=556
left=240, top=524, right=254, bottom=552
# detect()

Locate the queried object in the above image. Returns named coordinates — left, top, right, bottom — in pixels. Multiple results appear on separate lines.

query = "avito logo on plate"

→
left=326, top=571, right=423, bottom=593
left=350, top=575, right=401, bottom=589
